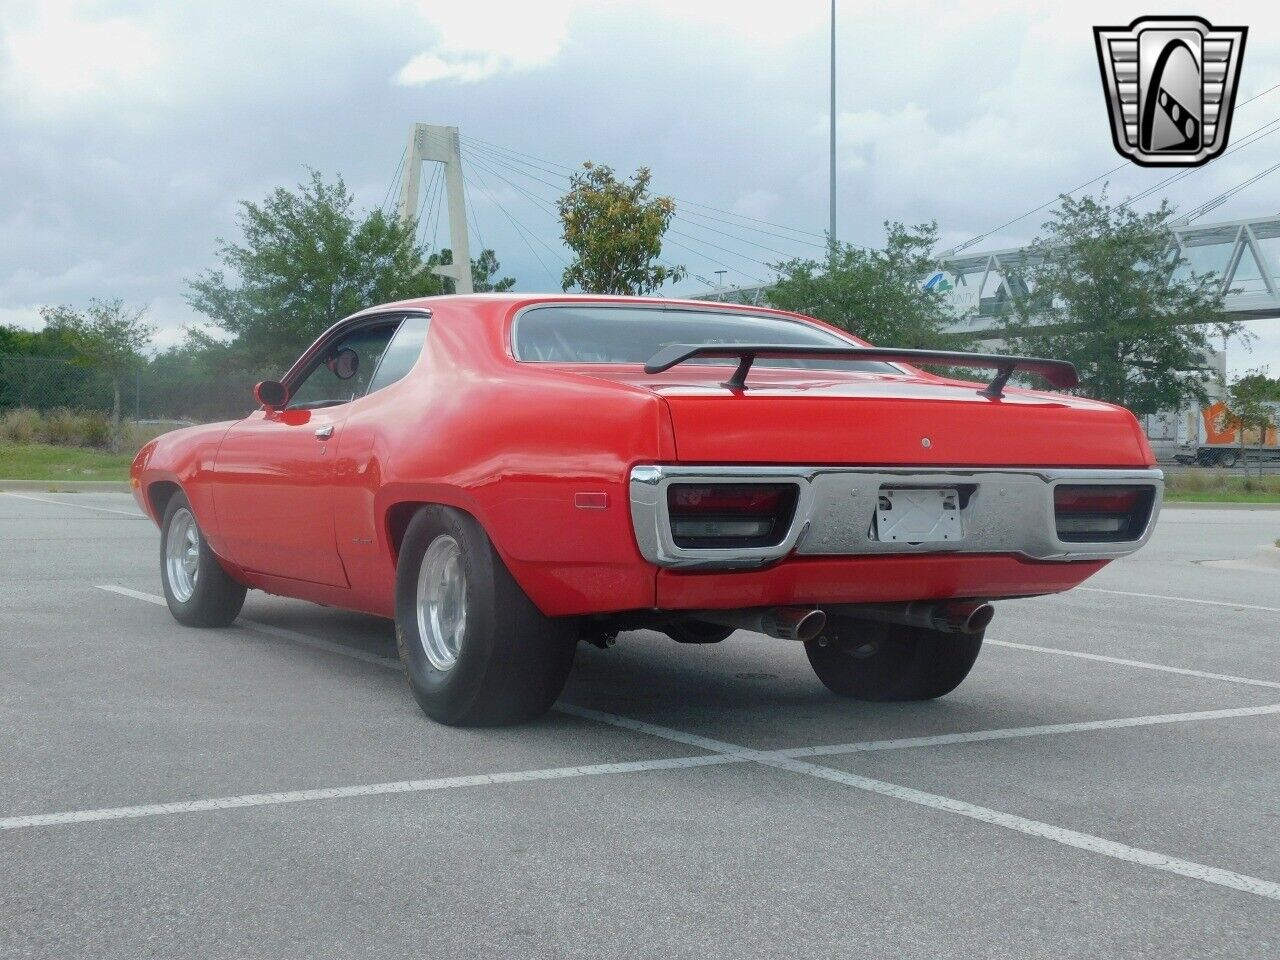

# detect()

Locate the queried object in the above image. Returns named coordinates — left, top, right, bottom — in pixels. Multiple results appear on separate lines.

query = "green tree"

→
left=557, top=162, right=684, bottom=294
left=427, top=247, right=516, bottom=293
left=186, top=169, right=447, bottom=371
left=42, top=299, right=154, bottom=451
left=767, top=222, right=953, bottom=348
left=1219, top=369, right=1280, bottom=476
left=999, top=195, right=1245, bottom=414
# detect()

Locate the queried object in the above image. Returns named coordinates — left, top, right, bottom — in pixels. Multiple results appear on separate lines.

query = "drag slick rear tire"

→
left=804, top=616, right=983, bottom=701
left=160, top=491, right=247, bottom=627
left=394, top=506, right=577, bottom=726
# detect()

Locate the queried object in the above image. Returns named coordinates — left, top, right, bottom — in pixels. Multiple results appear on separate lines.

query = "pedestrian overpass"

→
left=692, top=213, right=1280, bottom=338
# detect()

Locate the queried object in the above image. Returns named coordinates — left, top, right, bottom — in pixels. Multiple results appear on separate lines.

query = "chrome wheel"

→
left=165, top=507, right=201, bottom=603
left=416, top=535, right=467, bottom=671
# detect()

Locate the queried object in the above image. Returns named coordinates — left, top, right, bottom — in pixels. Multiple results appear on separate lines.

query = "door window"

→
left=287, top=323, right=400, bottom=410
left=366, top=315, right=430, bottom=395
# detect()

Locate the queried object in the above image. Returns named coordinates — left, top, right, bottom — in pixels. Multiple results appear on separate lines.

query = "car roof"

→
left=349, top=292, right=796, bottom=317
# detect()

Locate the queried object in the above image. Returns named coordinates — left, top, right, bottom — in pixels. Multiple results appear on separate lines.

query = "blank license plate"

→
left=876, top=488, right=962, bottom=543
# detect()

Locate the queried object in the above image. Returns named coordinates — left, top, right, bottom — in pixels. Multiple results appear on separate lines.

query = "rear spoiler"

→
left=642, top=343, right=1079, bottom=399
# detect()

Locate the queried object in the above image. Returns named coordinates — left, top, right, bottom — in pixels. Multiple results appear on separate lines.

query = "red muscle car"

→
left=131, top=294, right=1163, bottom=725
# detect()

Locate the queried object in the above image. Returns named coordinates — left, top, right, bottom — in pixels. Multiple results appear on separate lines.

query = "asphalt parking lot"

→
left=2, top=491, right=1278, bottom=959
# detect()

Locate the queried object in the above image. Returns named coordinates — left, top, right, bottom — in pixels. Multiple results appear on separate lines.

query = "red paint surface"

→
left=132, top=294, right=1153, bottom=619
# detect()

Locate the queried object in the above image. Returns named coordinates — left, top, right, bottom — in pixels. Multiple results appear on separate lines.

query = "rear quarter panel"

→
left=332, top=300, right=676, bottom=617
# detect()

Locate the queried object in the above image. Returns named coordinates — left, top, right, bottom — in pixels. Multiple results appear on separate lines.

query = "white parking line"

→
left=75, top=581, right=1280, bottom=900
left=97, top=584, right=167, bottom=606
left=1, top=491, right=146, bottom=518
left=11, top=700, right=1275, bottom=834
left=0, top=754, right=742, bottom=831
left=1078, top=586, right=1280, bottom=615
left=778, top=703, right=1280, bottom=757
left=758, top=753, right=1280, bottom=902
left=95, top=585, right=402, bottom=669
left=96, top=584, right=1280, bottom=694
left=572, top=708, right=1280, bottom=903
left=987, top=639, right=1280, bottom=690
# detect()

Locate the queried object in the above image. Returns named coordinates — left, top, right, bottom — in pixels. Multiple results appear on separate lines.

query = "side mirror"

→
left=254, top=380, right=289, bottom=411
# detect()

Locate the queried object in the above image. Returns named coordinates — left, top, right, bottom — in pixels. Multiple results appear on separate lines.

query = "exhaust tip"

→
left=940, top=601, right=994, bottom=634
left=967, top=603, right=995, bottom=634
left=762, top=607, right=827, bottom=641
left=790, top=608, right=827, bottom=642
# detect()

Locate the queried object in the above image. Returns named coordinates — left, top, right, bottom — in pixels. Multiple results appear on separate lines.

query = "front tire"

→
left=160, top=492, right=247, bottom=627
left=394, top=506, right=577, bottom=726
left=804, top=616, right=983, bottom=701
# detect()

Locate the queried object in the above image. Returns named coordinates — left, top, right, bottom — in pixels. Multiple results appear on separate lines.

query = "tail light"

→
left=1054, top=485, right=1154, bottom=542
left=667, top=483, right=799, bottom=548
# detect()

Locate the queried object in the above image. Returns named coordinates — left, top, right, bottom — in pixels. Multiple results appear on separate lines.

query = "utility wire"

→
left=670, top=212, right=816, bottom=261
left=1182, top=158, right=1280, bottom=222
left=666, top=227, right=776, bottom=271
left=1121, top=117, right=1280, bottom=210
left=673, top=197, right=831, bottom=243
left=678, top=206, right=829, bottom=250
left=950, top=81, right=1280, bottom=253
left=660, top=234, right=767, bottom=285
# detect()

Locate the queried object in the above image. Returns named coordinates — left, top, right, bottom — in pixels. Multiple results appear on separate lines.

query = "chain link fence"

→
left=1, top=355, right=261, bottom=425
left=0, top=355, right=118, bottom=414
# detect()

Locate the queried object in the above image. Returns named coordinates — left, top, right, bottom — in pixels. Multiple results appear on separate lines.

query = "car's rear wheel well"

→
left=146, top=480, right=182, bottom=521
left=386, top=500, right=481, bottom=562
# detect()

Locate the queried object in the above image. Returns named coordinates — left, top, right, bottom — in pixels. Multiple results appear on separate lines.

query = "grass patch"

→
left=0, top=442, right=133, bottom=481
left=1164, top=469, right=1280, bottom=504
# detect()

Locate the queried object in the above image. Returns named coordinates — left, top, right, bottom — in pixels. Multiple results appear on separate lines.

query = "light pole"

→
left=829, top=0, right=837, bottom=258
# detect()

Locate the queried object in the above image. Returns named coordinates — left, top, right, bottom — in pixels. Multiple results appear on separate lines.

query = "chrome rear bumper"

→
left=629, top=465, right=1163, bottom=570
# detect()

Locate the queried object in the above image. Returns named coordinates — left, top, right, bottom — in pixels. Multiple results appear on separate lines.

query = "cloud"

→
left=0, top=1, right=164, bottom=116
left=0, top=305, right=41, bottom=330
left=2, top=0, right=1280, bottom=374
left=394, top=1, right=574, bottom=85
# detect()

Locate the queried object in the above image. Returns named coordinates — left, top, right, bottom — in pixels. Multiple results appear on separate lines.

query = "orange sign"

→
left=1203, top=400, right=1278, bottom=445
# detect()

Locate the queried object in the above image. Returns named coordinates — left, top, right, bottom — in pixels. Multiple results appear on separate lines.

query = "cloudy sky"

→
left=2, top=0, right=1279, bottom=374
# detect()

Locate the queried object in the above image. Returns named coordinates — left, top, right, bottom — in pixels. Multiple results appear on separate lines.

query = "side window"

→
left=287, top=323, right=400, bottom=409
left=366, top=315, right=430, bottom=395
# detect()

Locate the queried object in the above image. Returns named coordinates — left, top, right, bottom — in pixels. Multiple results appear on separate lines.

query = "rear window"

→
left=512, top=305, right=895, bottom=373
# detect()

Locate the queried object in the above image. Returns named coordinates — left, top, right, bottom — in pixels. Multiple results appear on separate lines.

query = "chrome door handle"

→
left=314, top=425, right=334, bottom=440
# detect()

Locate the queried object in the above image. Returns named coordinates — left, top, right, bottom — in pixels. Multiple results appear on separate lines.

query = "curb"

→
left=0, top=479, right=132, bottom=493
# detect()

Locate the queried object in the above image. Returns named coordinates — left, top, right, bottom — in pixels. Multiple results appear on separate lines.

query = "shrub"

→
left=0, top=406, right=118, bottom=449
left=74, top=411, right=111, bottom=448
left=43, top=407, right=79, bottom=445
left=0, top=408, right=42, bottom=444
left=121, top=420, right=183, bottom=450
